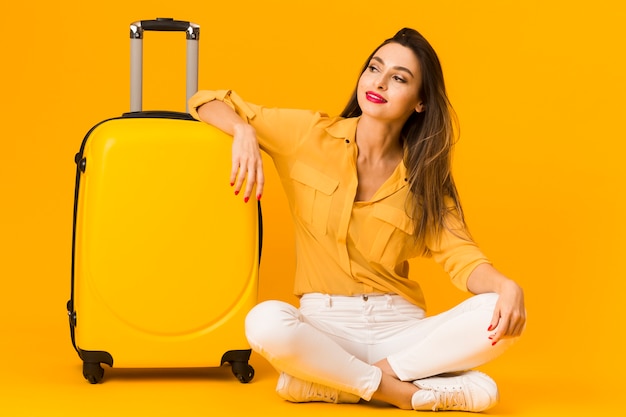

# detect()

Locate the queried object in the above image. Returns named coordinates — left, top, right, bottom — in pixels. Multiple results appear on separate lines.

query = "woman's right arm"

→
left=196, top=100, right=264, bottom=202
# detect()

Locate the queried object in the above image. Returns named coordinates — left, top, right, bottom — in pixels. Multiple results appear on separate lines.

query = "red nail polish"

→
left=487, top=325, right=494, bottom=331
left=257, top=194, right=262, bottom=201
left=234, top=190, right=239, bottom=196
left=230, top=182, right=235, bottom=187
left=492, top=341, right=498, bottom=346
left=244, top=196, right=250, bottom=203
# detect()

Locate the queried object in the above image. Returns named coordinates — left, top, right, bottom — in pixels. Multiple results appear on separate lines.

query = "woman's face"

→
left=357, top=42, right=424, bottom=123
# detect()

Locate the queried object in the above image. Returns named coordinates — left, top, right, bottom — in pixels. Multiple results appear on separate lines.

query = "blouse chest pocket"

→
left=289, top=162, right=339, bottom=236
left=357, top=204, right=416, bottom=268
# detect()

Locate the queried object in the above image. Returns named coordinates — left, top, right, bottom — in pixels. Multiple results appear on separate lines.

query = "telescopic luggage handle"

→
left=129, top=18, right=200, bottom=113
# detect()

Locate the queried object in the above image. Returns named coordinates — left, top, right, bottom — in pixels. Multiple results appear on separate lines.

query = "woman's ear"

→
left=415, top=101, right=425, bottom=113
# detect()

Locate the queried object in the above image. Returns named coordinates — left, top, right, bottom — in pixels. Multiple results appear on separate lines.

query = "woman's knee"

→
left=470, top=292, right=500, bottom=310
left=471, top=293, right=524, bottom=343
left=245, top=300, right=300, bottom=350
left=453, top=293, right=500, bottom=322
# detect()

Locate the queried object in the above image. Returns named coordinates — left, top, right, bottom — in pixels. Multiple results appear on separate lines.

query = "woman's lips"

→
left=366, top=91, right=387, bottom=104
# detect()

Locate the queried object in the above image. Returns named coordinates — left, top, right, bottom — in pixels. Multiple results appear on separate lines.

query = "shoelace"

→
left=306, top=382, right=337, bottom=402
left=431, top=386, right=467, bottom=411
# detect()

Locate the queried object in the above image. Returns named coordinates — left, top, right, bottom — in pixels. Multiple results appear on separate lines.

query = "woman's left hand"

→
left=466, top=263, right=526, bottom=345
left=488, top=278, right=526, bottom=345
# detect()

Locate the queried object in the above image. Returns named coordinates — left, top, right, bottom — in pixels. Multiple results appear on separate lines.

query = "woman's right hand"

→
left=195, top=99, right=264, bottom=202
left=231, top=123, right=264, bottom=202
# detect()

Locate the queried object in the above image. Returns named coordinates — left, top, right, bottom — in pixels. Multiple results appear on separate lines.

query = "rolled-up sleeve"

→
left=189, top=89, right=257, bottom=122
left=427, top=211, right=491, bottom=292
left=189, top=89, right=325, bottom=158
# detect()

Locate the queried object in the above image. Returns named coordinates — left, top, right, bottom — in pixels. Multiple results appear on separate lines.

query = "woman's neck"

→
left=355, top=116, right=404, bottom=163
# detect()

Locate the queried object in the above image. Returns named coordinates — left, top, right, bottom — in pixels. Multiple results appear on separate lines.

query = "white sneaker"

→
left=276, top=372, right=360, bottom=404
left=411, top=371, right=499, bottom=412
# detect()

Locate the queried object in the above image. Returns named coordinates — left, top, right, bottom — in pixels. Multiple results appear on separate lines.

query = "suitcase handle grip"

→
left=129, top=18, right=200, bottom=113
left=130, top=18, right=200, bottom=39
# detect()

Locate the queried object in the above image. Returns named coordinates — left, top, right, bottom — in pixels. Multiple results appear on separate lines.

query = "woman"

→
left=190, top=28, right=526, bottom=412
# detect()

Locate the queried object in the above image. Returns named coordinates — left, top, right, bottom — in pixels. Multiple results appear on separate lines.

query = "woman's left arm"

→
left=466, top=263, right=526, bottom=345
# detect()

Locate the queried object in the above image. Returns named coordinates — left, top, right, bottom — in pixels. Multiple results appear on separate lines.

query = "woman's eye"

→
left=368, top=65, right=379, bottom=72
left=393, top=75, right=406, bottom=83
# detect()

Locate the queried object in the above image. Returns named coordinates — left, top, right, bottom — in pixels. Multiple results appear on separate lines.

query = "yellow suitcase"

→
left=67, top=19, right=260, bottom=384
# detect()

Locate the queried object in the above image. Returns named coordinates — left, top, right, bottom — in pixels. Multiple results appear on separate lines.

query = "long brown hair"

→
left=341, top=28, right=467, bottom=254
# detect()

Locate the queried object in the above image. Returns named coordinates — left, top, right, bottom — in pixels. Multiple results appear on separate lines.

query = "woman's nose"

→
left=375, top=75, right=387, bottom=90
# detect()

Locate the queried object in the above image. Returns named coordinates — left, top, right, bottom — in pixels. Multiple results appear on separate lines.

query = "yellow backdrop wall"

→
left=2, top=0, right=624, bottom=393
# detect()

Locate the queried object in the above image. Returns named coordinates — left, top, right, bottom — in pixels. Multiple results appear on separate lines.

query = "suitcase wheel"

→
left=83, top=362, right=105, bottom=384
left=231, top=361, right=255, bottom=383
left=221, top=350, right=254, bottom=383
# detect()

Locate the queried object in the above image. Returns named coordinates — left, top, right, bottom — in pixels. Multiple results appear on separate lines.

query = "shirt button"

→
left=345, top=139, right=350, bottom=143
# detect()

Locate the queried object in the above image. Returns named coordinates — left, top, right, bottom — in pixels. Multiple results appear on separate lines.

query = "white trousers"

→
left=245, top=292, right=516, bottom=401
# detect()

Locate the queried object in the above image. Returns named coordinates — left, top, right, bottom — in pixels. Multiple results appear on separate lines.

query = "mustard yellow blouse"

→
left=189, top=90, right=490, bottom=310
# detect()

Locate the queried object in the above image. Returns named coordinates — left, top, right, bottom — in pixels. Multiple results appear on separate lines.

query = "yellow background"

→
left=1, top=0, right=624, bottom=416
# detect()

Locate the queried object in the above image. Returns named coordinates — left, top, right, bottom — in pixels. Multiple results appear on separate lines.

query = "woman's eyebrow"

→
left=371, top=56, right=414, bottom=77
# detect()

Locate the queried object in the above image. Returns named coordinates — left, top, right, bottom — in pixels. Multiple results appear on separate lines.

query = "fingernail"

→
left=487, top=325, right=494, bottom=331
left=244, top=196, right=250, bottom=203
left=492, top=341, right=498, bottom=346
left=257, top=194, right=262, bottom=201
left=234, top=190, right=239, bottom=196
left=230, top=182, right=234, bottom=187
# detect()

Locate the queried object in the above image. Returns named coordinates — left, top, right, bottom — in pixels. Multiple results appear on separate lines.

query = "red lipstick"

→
left=366, top=91, right=387, bottom=104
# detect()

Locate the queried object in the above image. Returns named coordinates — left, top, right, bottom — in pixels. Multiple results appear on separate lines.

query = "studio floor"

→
left=0, top=319, right=615, bottom=417
left=1, top=2, right=625, bottom=417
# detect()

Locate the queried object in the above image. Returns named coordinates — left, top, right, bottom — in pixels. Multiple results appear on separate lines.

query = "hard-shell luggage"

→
left=67, top=18, right=261, bottom=384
